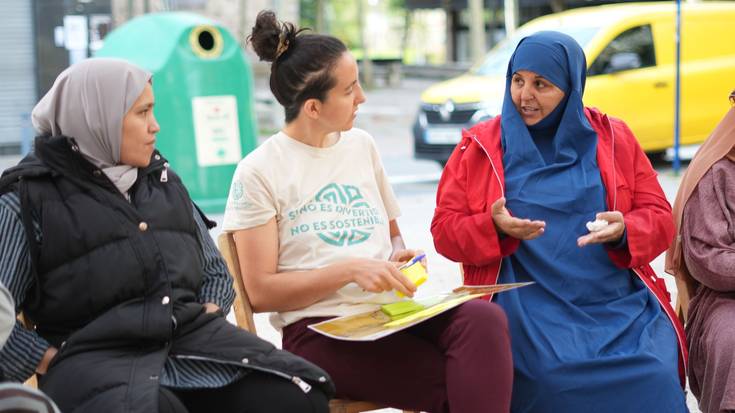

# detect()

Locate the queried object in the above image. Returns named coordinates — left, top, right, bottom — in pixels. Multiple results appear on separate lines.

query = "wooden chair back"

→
left=217, top=232, right=257, bottom=332
left=216, top=232, right=416, bottom=413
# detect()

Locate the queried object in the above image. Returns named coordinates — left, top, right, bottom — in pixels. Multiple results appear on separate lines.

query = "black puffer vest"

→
left=0, top=136, right=335, bottom=413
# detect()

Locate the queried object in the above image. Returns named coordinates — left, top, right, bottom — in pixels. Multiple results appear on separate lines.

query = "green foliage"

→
left=329, top=0, right=361, bottom=49
left=298, top=0, right=359, bottom=48
left=388, top=0, right=406, bottom=9
left=299, top=0, right=318, bottom=30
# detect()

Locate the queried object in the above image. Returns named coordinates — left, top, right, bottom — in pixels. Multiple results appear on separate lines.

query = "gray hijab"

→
left=31, top=58, right=152, bottom=195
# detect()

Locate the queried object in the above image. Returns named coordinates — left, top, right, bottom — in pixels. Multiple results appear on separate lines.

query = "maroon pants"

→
left=282, top=299, right=513, bottom=413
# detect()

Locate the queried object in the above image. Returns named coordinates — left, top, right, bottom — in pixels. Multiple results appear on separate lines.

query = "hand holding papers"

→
left=578, top=211, right=626, bottom=247
left=585, top=219, right=609, bottom=232
left=308, top=282, right=533, bottom=341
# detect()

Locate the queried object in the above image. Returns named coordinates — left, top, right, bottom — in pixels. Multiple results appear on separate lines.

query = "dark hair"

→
left=248, top=10, right=348, bottom=123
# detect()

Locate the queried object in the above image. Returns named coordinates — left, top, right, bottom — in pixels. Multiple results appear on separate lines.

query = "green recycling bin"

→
left=96, top=12, right=257, bottom=213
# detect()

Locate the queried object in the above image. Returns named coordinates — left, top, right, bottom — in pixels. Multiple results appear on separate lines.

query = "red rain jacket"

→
left=430, top=107, right=687, bottom=386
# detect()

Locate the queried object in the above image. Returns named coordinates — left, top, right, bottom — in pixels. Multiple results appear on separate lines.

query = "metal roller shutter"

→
left=0, top=0, right=35, bottom=154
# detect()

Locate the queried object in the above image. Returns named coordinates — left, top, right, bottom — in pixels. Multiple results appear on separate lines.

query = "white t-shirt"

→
left=222, top=128, right=402, bottom=330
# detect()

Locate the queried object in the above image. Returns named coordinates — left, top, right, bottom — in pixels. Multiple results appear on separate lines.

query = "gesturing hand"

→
left=491, top=197, right=545, bottom=240
left=577, top=211, right=626, bottom=247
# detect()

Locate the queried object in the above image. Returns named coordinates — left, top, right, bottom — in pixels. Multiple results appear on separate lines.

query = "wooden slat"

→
left=217, top=232, right=257, bottom=333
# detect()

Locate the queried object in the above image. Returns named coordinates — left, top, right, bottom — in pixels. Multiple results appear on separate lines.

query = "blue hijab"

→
left=494, top=31, right=687, bottom=413
left=500, top=31, right=597, bottom=165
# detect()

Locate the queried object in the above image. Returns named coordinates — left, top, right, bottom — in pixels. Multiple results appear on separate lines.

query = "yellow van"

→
left=413, top=2, right=735, bottom=165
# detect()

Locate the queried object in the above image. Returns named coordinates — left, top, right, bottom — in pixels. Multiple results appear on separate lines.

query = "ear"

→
left=302, top=98, right=321, bottom=120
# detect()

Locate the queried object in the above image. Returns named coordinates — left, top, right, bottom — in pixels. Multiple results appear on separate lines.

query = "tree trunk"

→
left=468, top=0, right=486, bottom=63
left=315, top=0, right=326, bottom=33
left=443, top=0, right=453, bottom=63
left=550, top=0, right=565, bottom=13
left=400, top=9, right=411, bottom=63
left=357, top=0, right=374, bottom=89
left=503, top=0, right=519, bottom=36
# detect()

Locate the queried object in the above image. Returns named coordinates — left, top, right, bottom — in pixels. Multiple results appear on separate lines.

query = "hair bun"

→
left=248, top=10, right=299, bottom=63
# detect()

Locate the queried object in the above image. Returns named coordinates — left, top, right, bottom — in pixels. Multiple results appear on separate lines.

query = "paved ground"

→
left=0, top=77, right=700, bottom=412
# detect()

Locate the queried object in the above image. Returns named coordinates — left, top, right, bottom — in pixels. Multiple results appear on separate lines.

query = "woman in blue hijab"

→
left=432, top=31, right=688, bottom=411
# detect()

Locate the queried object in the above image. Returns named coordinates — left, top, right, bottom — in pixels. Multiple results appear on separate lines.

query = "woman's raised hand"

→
left=577, top=211, right=626, bottom=247
left=349, top=258, right=416, bottom=298
left=491, top=197, right=546, bottom=240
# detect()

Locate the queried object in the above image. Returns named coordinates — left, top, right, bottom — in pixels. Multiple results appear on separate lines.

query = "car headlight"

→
left=417, top=110, right=428, bottom=128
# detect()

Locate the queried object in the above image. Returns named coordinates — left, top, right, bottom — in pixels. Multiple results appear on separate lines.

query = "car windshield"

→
left=474, top=26, right=600, bottom=76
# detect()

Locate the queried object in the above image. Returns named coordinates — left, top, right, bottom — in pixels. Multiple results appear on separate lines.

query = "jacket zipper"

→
left=630, top=268, right=687, bottom=375
left=469, top=134, right=504, bottom=295
left=160, top=162, right=169, bottom=183
left=173, top=354, right=314, bottom=393
left=471, top=135, right=505, bottom=198
left=603, top=115, right=618, bottom=211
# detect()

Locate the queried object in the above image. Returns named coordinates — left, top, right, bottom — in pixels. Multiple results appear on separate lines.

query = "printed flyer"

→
left=308, top=282, right=533, bottom=341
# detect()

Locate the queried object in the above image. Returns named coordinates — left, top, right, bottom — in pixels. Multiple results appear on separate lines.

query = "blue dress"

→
left=494, top=31, right=687, bottom=413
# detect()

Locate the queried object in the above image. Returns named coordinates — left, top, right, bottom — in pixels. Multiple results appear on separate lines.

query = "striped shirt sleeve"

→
left=192, top=207, right=235, bottom=314
left=0, top=192, right=51, bottom=382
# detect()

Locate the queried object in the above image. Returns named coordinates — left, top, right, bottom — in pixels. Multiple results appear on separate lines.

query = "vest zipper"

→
left=291, top=376, right=313, bottom=393
left=172, top=354, right=315, bottom=393
left=160, top=163, right=169, bottom=183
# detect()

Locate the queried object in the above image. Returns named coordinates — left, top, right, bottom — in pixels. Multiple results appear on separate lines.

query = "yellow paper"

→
left=383, top=294, right=483, bottom=327
left=396, top=260, right=428, bottom=298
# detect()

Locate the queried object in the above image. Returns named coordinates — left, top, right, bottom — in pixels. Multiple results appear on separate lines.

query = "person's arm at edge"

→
left=192, top=205, right=234, bottom=315
left=682, top=166, right=735, bottom=292
left=0, top=194, right=55, bottom=380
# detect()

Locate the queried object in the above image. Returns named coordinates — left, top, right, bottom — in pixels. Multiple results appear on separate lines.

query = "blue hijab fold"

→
left=501, top=31, right=597, bottom=166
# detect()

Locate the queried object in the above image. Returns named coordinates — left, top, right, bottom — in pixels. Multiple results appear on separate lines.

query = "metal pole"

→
left=504, top=0, right=519, bottom=36
left=673, top=0, right=682, bottom=174
left=468, top=0, right=486, bottom=63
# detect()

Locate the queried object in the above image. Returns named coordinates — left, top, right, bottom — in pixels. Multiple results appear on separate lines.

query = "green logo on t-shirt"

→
left=231, top=180, right=244, bottom=201
left=287, top=183, right=385, bottom=247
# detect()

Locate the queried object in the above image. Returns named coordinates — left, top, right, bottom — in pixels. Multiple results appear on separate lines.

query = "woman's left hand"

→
left=389, top=249, right=427, bottom=269
left=577, top=211, right=626, bottom=247
left=203, top=302, right=221, bottom=314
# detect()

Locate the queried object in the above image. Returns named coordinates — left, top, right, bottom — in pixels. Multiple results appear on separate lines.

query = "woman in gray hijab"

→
left=0, top=58, right=332, bottom=413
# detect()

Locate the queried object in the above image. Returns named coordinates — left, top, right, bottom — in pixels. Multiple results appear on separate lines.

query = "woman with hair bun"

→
left=222, top=10, right=513, bottom=413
